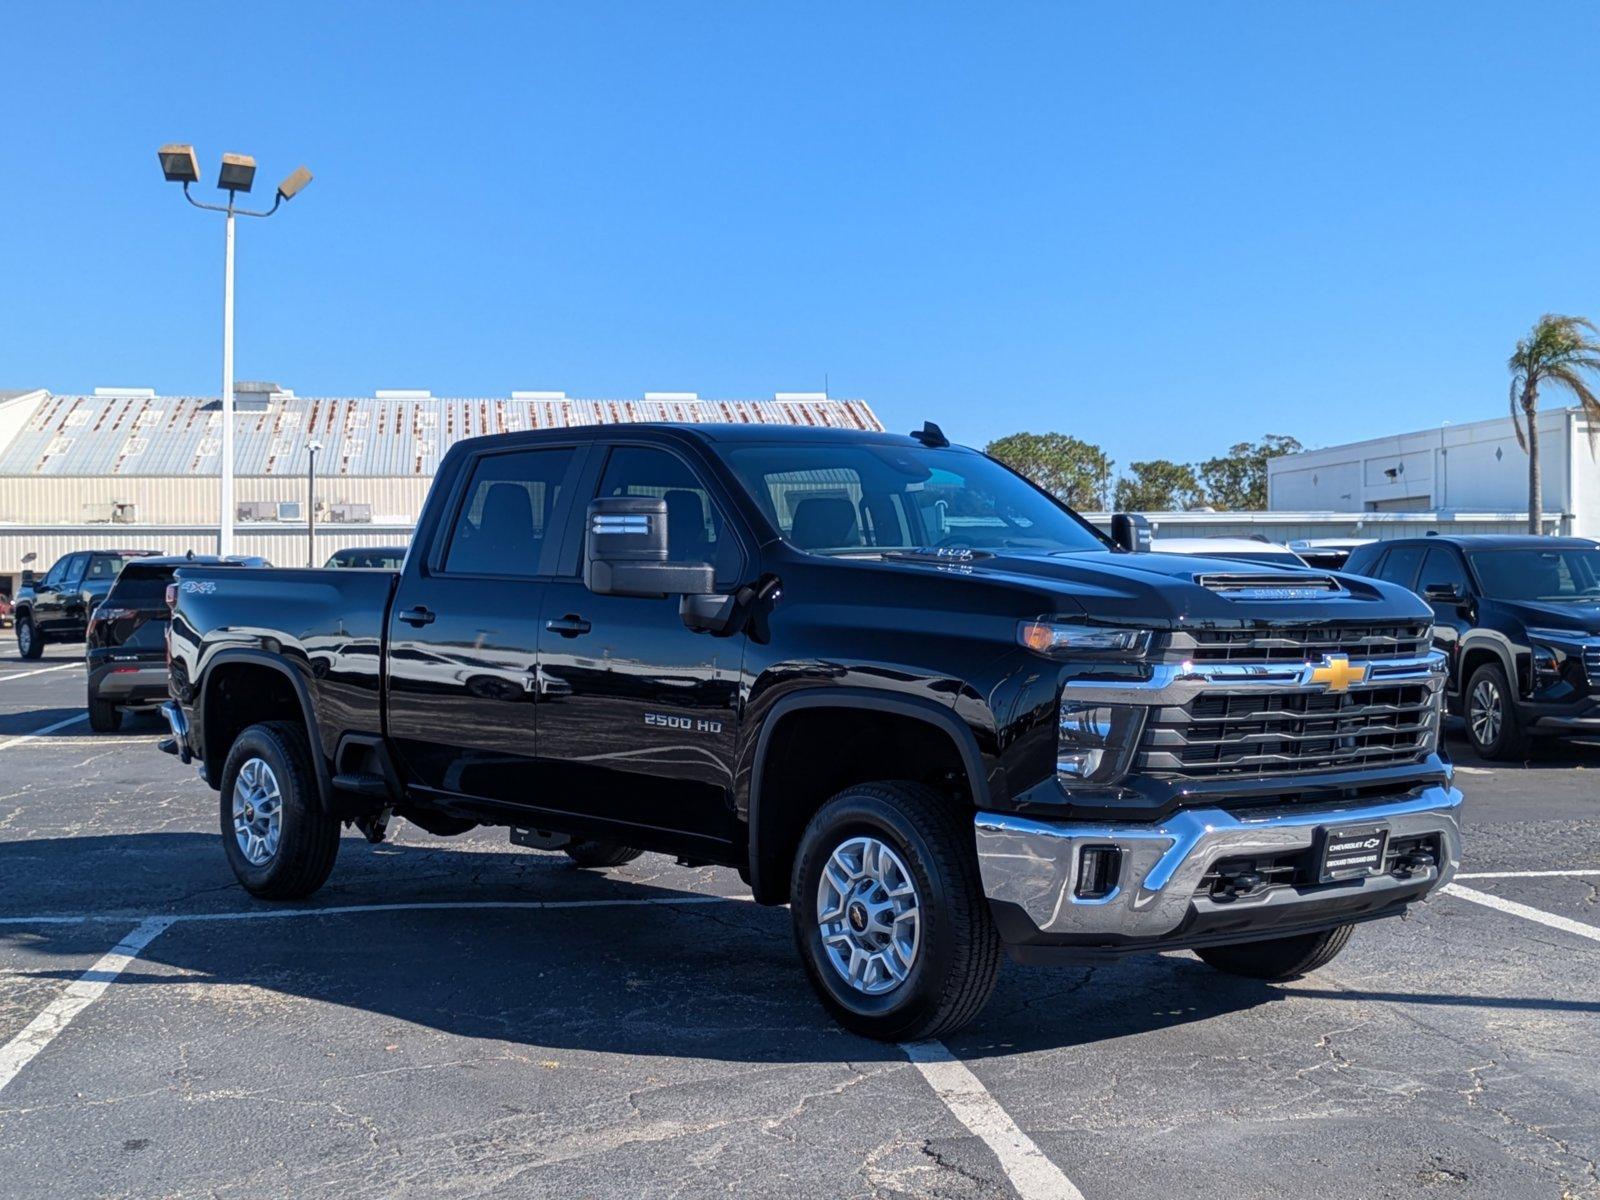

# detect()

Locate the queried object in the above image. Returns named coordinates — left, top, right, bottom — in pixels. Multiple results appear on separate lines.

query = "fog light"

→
left=1075, top=846, right=1123, bottom=899
left=1057, top=700, right=1145, bottom=787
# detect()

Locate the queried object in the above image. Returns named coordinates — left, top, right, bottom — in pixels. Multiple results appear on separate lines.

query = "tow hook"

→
left=356, top=806, right=393, bottom=844
left=1216, top=869, right=1266, bottom=899
left=1393, top=850, right=1437, bottom=878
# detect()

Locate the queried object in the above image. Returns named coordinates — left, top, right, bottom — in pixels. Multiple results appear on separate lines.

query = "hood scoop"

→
left=1197, top=572, right=1344, bottom=599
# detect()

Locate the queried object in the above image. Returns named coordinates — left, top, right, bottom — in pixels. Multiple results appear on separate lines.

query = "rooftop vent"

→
left=375, top=389, right=432, bottom=399
left=93, top=387, right=156, bottom=397
left=775, top=392, right=828, bottom=400
left=235, top=381, right=283, bottom=394
left=644, top=392, right=698, bottom=400
left=511, top=391, right=567, bottom=400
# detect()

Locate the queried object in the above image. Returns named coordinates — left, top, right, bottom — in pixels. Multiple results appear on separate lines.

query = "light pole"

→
left=158, top=145, right=312, bottom=556
left=306, top=440, right=323, bottom=566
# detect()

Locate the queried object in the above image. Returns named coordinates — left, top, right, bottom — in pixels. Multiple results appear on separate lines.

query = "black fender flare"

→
left=1457, top=632, right=1521, bottom=698
left=744, top=688, right=991, bottom=904
left=197, top=648, right=335, bottom=813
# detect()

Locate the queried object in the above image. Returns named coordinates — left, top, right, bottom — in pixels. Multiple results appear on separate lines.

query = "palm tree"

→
left=1508, top=314, right=1600, bottom=534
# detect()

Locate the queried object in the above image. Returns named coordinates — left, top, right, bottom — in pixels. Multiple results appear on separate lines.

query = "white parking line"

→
left=0, top=663, right=83, bottom=683
left=1455, top=869, right=1600, bottom=879
left=0, top=917, right=172, bottom=1096
left=1442, top=883, right=1600, bottom=944
left=0, top=713, right=89, bottom=751
left=902, top=1040, right=1085, bottom=1200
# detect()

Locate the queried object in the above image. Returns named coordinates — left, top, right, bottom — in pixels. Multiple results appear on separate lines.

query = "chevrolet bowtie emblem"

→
left=1310, top=654, right=1367, bottom=692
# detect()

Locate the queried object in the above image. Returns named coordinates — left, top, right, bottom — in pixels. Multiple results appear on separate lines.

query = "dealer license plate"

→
left=1317, top=823, right=1390, bottom=883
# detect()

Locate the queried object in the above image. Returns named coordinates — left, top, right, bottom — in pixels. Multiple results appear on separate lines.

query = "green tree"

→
left=1198, top=434, right=1303, bottom=510
left=985, top=432, right=1113, bottom=509
left=1508, top=314, right=1600, bottom=534
left=1114, top=459, right=1205, bottom=511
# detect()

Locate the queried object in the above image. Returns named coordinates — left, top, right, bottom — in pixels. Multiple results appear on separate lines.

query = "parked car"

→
left=84, top=554, right=269, bottom=732
left=1343, top=535, right=1600, bottom=759
left=324, top=546, right=408, bottom=570
left=0, top=593, right=11, bottom=628
left=1152, top=536, right=1309, bottom=568
left=161, top=422, right=1461, bottom=1040
left=1288, top=538, right=1375, bottom=570
left=14, top=549, right=159, bottom=660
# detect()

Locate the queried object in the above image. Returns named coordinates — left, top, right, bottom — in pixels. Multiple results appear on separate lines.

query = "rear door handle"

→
left=398, top=606, right=436, bottom=627
left=545, top=614, right=591, bottom=638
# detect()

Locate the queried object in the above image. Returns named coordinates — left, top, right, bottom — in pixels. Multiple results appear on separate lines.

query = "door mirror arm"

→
left=680, top=574, right=782, bottom=640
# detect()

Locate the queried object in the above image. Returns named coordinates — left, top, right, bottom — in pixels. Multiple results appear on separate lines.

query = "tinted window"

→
left=41, top=555, right=74, bottom=588
left=1418, top=548, right=1470, bottom=599
left=724, top=444, right=1106, bottom=555
left=326, top=549, right=406, bottom=569
left=1469, top=547, right=1600, bottom=601
left=443, top=448, right=574, bottom=576
left=1374, top=545, right=1426, bottom=589
left=596, top=446, right=742, bottom=587
left=58, top=553, right=89, bottom=590
left=85, top=555, right=127, bottom=582
left=107, top=565, right=175, bottom=605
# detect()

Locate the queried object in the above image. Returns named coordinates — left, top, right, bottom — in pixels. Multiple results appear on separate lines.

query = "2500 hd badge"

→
left=644, top=712, right=724, bottom=734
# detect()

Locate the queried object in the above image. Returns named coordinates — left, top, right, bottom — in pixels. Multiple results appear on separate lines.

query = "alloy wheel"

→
left=231, top=757, right=283, bottom=866
left=1469, top=678, right=1503, bottom=748
left=816, top=835, right=921, bottom=995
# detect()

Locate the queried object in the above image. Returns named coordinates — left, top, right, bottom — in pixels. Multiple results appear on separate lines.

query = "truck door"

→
left=385, top=443, right=587, bottom=804
left=34, top=554, right=84, bottom=635
left=534, top=443, right=747, bottom=845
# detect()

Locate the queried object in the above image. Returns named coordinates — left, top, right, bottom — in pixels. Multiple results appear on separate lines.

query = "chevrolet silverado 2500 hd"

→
left=161, top=422, right=1462, bottom=1039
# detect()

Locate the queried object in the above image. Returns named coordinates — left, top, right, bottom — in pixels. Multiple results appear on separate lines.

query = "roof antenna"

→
left=910, top=421, right=949, bottom=448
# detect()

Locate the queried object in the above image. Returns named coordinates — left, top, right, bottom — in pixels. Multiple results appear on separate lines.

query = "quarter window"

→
left=443, top=448, right=575, bottom=576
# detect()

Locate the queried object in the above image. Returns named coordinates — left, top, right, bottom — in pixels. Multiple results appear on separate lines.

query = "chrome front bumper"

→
left=975, top=785, right=1462, bottom=947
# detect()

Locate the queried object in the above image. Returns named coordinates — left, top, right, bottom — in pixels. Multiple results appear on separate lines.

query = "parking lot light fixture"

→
left=156, top=143, right=314, bottom=556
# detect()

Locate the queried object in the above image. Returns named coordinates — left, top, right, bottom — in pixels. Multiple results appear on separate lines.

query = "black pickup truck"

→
left=162, top=422, right=1463, bottom=1039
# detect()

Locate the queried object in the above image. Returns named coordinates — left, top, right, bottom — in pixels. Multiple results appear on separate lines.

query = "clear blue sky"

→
left=4, top=2, right=1598, bottom=469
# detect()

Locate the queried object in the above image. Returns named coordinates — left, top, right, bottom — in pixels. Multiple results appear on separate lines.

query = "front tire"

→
left=791, top=782, right=1001, bottom=1041
left=1465, top=661, right=1527, bottom=761
left=562, top=840, right=643, bottom=868
left=219, top=721, right=341, bottom=899
left=87, top=694, right=122, bottom=733
left=16, top=615, right=42, bottom=660
left=1196, top=924, right=1354, bottom=980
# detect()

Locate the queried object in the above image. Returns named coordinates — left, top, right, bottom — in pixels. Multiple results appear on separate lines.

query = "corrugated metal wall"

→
left=0, top=476, right=431, bottom=525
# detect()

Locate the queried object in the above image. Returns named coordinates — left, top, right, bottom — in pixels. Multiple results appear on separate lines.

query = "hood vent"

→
left=1197, top=573, right=1343, bottom=599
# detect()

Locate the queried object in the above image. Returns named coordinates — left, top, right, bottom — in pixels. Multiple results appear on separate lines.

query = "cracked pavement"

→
left=0, top=645, right=1598, bottom=1198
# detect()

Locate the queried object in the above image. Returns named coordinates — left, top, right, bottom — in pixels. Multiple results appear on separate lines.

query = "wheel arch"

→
left=745, top=689, right=990, bottom=905
left=197, top=650, right=334, bottom=812
left=1458, top=634, right=1520, bottom=698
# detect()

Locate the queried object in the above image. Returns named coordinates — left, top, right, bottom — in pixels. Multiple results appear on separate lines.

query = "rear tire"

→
left=1196, top=924, right=1354, bottom=980
left=16, top=615, right=42, bottom=660
left=562, top=840, right=644, bottom=869
left=1465, top=661, right=1528, bottom=761
left=87, top=694, right=122, bottom=733
left=791, top=781, right=1001, bottom=1041
left=218, top=721, right=341, bottom=899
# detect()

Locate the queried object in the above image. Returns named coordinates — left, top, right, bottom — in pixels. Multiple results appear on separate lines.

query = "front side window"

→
left=723, top=443, right=1107, bottom=556
left=57, top=553, right=89, bottom=590
left=595, top=446, right=742, bottom=586
left=1418, top=548, right=1470, bottom=599
left=1469, top=547, right=1600, bottom=602
left=41, top=556, right=74, bottom=589
left=1374, top=545, right=1425, bottom=589
left=443, top=447, right=575, bottom=576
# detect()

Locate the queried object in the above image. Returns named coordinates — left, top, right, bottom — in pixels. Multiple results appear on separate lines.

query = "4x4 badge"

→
left=1310, top=654, right=1367, bottom=693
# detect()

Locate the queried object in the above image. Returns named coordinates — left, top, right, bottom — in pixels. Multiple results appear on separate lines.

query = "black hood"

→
left=872, top=548, right=1431, bottom=629
left=1492, top=598, right=1600, bottom=635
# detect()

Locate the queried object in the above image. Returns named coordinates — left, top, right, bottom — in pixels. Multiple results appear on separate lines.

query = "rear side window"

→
left=443, top=447, right=575, bottom=576
left=1374, top=544, right=1426, bottom=589
left=85, top=555, right=127, bottom=582
left=108, top=566, right=174, bottom=605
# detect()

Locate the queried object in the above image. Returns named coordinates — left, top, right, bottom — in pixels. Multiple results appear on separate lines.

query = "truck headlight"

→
left=1057, top=700, right=1146, bottom=787
left=1019, top=621, right=1151, bottom=657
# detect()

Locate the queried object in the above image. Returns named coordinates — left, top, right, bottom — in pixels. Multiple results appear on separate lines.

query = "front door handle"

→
left=398, top=606, right=436, bottom=627
left=545, top=614, right=591, bottom=638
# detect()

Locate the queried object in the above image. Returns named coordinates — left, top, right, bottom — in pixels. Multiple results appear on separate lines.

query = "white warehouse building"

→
left=1266, top=407, right=1591, bottom=538
left=0, top=385, right=882, bottom=591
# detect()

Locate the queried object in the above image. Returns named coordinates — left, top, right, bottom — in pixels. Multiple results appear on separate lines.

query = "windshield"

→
left=723, top=443, right=1108, bottom=556
left=1469, top=547, right=1600, bottom=602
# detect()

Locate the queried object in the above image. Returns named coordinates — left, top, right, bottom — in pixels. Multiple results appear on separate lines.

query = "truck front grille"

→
left=1137, top=683, right=1437, bottom=779
left=1171, top=622, right=1431, bottom=664
left=1585, top=645, right=1600, bottom=686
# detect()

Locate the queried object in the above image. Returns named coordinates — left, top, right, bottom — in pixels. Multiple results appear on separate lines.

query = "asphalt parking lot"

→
left=0, top=644, right=1596, bottom=1199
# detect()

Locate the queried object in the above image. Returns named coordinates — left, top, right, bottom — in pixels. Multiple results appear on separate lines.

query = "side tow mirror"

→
left=1422, top=582, right=1466, bottom=605
left=1111, top=512, right=1152, bottom=553
left=19, top=569, right=34, bottom=588
left=583, top=497, right=715, bottom=599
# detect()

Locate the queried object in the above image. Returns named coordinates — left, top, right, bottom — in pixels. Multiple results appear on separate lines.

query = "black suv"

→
left=85, top=555, right=268, bottom=731
left=14, top=549, right=158, bottom=660
left=1343, top=535, right=1600, bottom=759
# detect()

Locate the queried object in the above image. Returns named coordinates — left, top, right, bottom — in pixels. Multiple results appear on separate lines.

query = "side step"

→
left=332, top=771, right=390, bottom=799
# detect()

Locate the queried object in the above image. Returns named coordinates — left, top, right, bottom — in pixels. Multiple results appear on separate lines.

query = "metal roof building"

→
left=0, top=387, right=881, bottom=582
